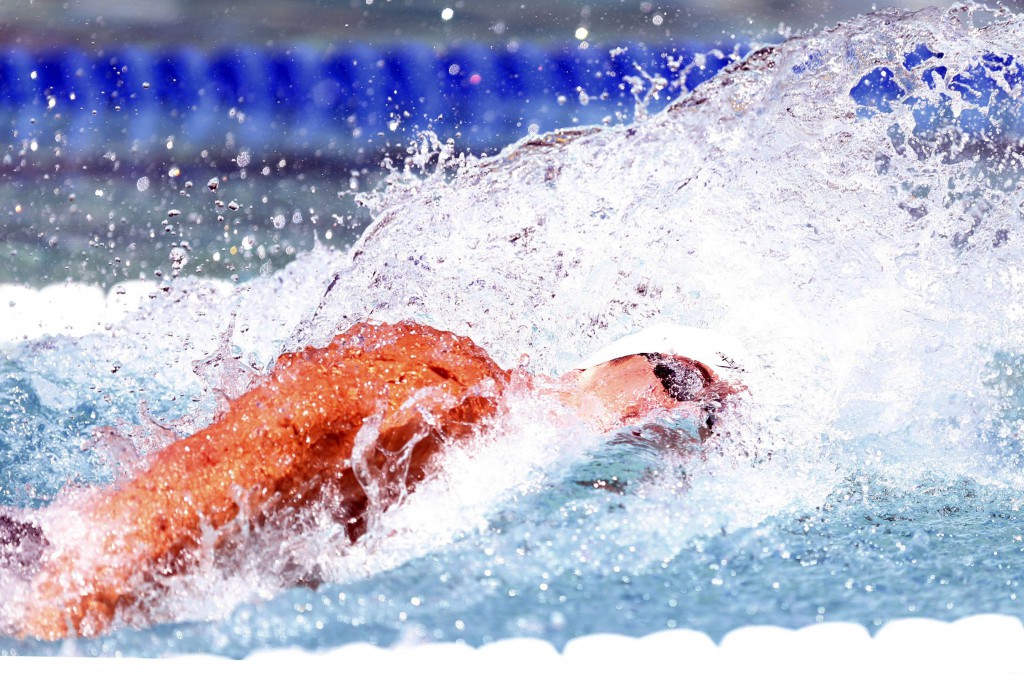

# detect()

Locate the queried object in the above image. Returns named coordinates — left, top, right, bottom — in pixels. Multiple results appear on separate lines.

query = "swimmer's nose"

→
left=0, top=513, right=49, bottom=578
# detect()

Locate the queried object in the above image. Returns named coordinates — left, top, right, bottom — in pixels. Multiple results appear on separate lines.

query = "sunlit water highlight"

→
left=4, top=3, right=1024, bottom=656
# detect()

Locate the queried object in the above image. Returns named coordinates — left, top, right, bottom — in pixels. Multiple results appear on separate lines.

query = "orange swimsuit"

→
left=22, top=321, right=510, bottom=639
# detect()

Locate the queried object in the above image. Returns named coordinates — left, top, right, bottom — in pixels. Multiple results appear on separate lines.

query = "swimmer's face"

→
left=574, top=353, right=713, bottom=427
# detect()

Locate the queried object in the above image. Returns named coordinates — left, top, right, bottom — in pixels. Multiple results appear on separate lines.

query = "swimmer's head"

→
left=567, top=324, right=747, bottom=431
left=571, top=352, right=712, bottom=428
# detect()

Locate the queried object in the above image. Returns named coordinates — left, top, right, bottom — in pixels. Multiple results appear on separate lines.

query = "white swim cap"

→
left=575, top=323, right=748, bottom=382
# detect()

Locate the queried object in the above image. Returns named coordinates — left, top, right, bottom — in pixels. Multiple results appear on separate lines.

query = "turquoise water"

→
left=4, top=4, right=1024, bottom=657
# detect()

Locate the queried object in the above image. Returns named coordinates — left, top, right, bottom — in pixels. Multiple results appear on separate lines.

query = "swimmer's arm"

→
left=22, top=356, right=377, bottom=639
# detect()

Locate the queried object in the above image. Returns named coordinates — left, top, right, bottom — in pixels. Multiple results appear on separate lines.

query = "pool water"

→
left=4, top=3, right=1024, bottom=657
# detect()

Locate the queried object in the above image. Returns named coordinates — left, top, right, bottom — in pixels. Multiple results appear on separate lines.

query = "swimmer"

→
left=2, top=320, right=744, bottom=640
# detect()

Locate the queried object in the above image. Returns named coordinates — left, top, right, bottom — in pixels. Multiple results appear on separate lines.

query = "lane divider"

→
left=0, top=42, right=744, bottom=162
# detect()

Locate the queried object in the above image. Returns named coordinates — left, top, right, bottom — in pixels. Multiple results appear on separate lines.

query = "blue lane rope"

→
left=0, top=42, right=745, bottom=163
left=3, top=41, right=1010, bottom=165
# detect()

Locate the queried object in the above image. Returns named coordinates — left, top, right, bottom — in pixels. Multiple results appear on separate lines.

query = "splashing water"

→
left=4, top=3, right=1024, bottom=656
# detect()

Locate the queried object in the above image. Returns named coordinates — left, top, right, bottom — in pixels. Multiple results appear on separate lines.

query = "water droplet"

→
left=170, top=246, right=189, bottom=272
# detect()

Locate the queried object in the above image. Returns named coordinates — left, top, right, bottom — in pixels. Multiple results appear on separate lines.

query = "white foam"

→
left=251, top=616, right=1024, bottom=672
left=4, top=617, right=1020, bottom=671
